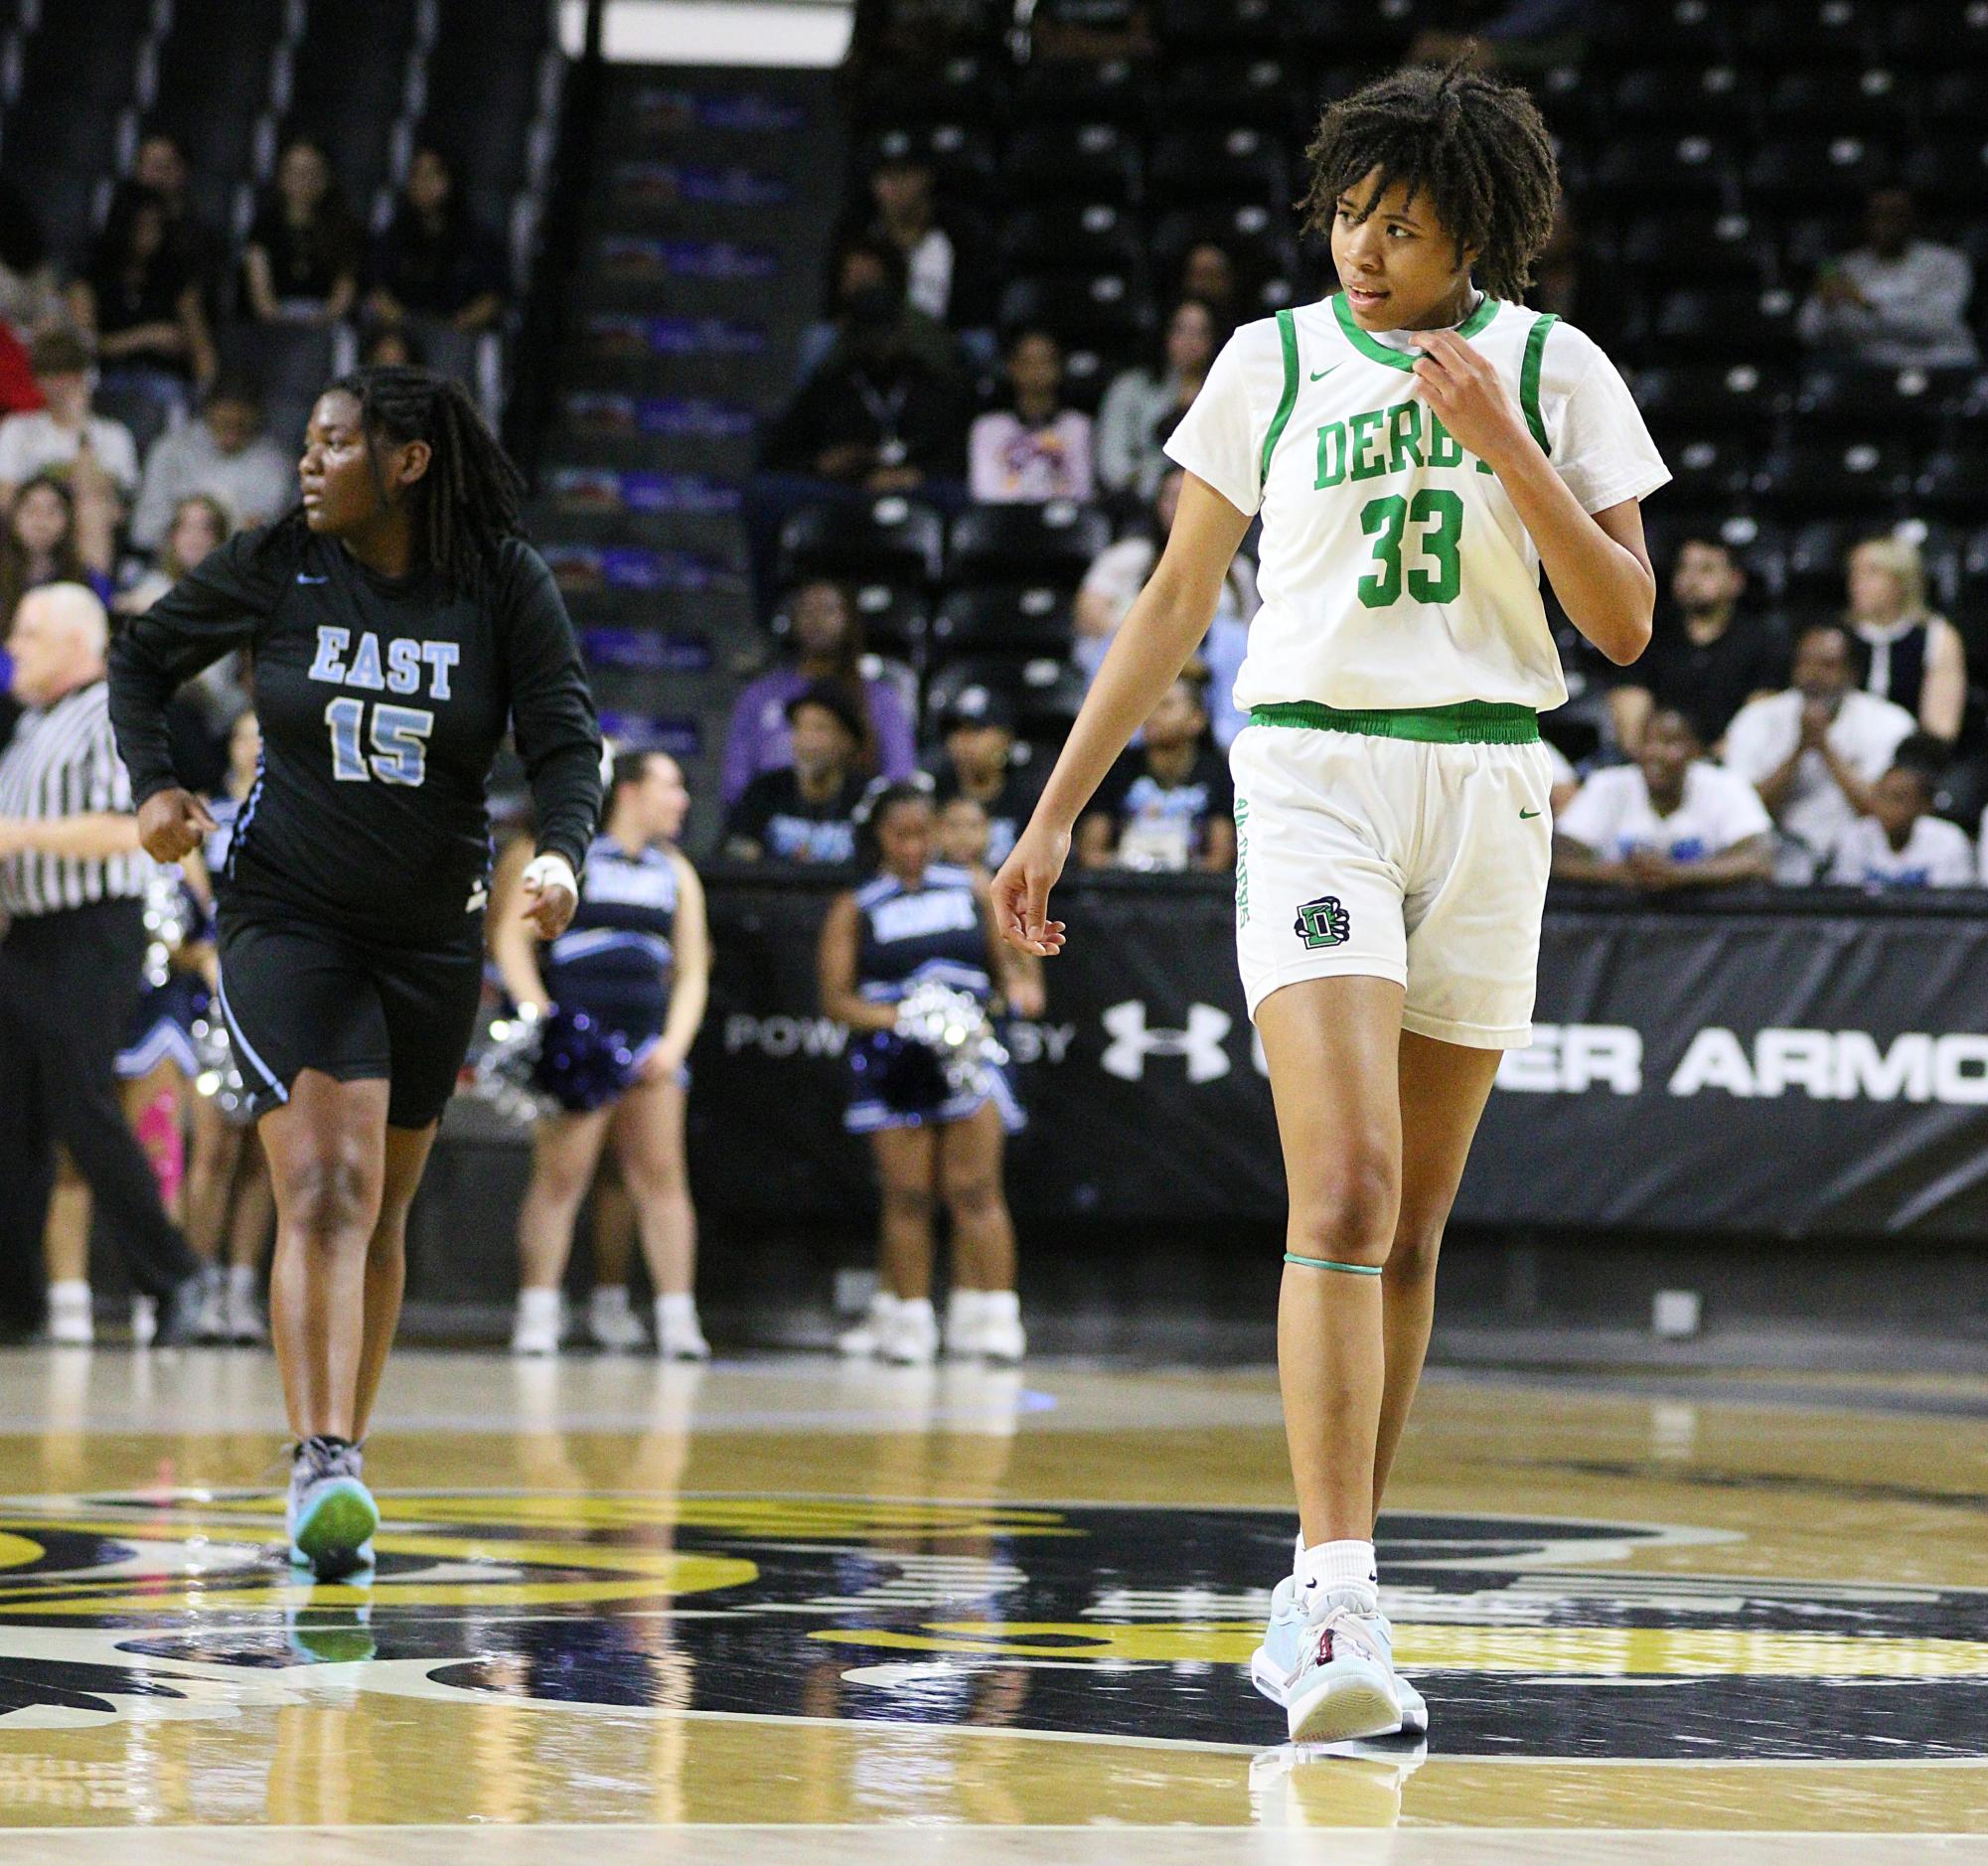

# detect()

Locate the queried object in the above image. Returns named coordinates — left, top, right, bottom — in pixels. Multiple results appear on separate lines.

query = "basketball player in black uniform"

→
left=108, top=367, right=602, bottom=1578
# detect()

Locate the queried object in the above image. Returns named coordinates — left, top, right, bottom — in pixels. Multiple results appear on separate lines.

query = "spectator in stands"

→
left=1077, top=466, right=1257, bottom=746
left=722, top=577, right=916, bottom=805
left=131, top=134, right=228, bottom=319
left=1723, top=621, right=1917, bottom=880
left=67, top=184, right=217, bottom=425
left=359, top=324, right=423, bottom=370
left=761, top=263, right=970, bottom=497
left=240, top=139, right=362, bottom=326
left=1076, top=665, right=1235, bottom=872
left=1553, top=707, right=1775, bottom=890
left=129, top=372, right=293, bottom=552
left=0, top=475, right=115, bottom=618
left=968, top=327, right=1094, bottom=504
left=724, top=683, right=871, bottom=864
left=1796, top=188, right=1977, bottom=371
left=0, top=178, right=64, bottom=341
left=117, top=493, right=229, bottom=616
left=364, top=147, right=508, bottom=346
left=1843, top=533, right=1965, bottom=743
left=797, top=234, right=959, bottom=387
left=937, top=794, right=992, bottom=869
left=926, top=685, right=1038, bottom=869
left=861, top=153, right=954, bottom=323
left=1096, top=295, right=1224, bottom=503
left=1178, top=242, right=1240, bottom=325
left=1607, top=536, right=1786, bottom=757
left=0, top=330, right=141, bottom=510
left=1828, top=734, right=1974, bottom=890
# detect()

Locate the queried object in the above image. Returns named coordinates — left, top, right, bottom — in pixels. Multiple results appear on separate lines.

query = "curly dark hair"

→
left=1299, top=63, right=1560, bottom=304
left=261, top=365, right=525, bottom=596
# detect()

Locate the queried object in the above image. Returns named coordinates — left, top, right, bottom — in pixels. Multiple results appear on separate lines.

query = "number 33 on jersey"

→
left=308, top=626, right=461, bottom=786
left=1164, top=293, right=1669, bottom=717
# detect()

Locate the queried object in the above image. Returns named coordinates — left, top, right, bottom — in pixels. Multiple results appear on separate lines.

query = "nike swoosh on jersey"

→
left=1308, top=365, right=1339, bottom=382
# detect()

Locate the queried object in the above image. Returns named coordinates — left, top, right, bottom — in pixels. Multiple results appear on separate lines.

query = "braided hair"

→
left=1300, top=63, right=1560, bottom=304
left=265, top=365, right=525, bottom=595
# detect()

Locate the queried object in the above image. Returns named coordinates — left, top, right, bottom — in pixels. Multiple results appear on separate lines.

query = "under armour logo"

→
left=1100, top=1001, right=1232, bottom=1083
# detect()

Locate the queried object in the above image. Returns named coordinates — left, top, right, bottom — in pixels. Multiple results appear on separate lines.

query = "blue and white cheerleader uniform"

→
left=539, top=834, right=687, bottom=1091
left=845, top=861, right=1023, bottom=1135
left=115, top=793, right=246, bottom=1081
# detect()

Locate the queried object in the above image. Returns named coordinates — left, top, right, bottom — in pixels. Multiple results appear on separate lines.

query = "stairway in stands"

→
left=530, top=64, right=845, bottom=852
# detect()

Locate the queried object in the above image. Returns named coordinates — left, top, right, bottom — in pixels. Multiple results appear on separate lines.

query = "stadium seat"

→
left=1925, top=68, right=1988, bottom=125
left=1154, top=0, right=1288, bottom=54
left=855, top=56, right=1006, bottom=129
left=285, top=0, right=420, bottom=204
left=777, top=499, right=946, bottom=589
left=1591, top=0, right=1734, bottom=58
left=1741, top=0, right=1888, bottom=62
left=998, top=203, right=1147, bottom=278
left=1793, top=365, right=1969, bottom=443
left=929, top=585, right=1077, bottom=660
left=1661, top=436, right=1755, bottom=507
left=1885, top=1, right=1988, bottom=61
left=1632, top=363, right=1789, bottom=438
left=1781, top=516, right=1870, bottom=604
left=1617, top=211, right=1773, bottom=289
left=1766, top=68, right=1918, bottom=130
left=848, top=583, right=930, bottom=662
left=1914, top=444, right=1988, bottom=519
left=1589, top=135, right=1739, bottom=209
left=1753, top=439, right=1915, bottom=515
left=996, top=272, right=1157, bottom=355
left=1010, top=58, right=1151, bottom=126
left=1743, top=136, right=1891, bottom=209
left=1646, top=286, right=1799, bottom=363
left=946, top=502, right=1112, bottom=588
left=1903, top=136, right=1988, bottom=209
left=1003, top=124, right=1143, bottom=204
left=1610, top=66, right=1754, bottom=131
left=1288, top=0, right=1432, bottom=56
left=1147, top=127, right=1290, bottom=210
left=926, top=655, right=1089, bottom=742
left=1149, top=205, right=1303, bottom=297
left=220, top=323, right=340, bottom=452
left=1156, top=57, right=1306, bottom=130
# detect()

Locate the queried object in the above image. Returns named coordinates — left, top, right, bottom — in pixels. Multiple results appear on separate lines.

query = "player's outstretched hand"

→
left=1412, top=327, right=1525, bottom=465
left=137, top=787, right=217, bottom=863
left=519, top=853, right=579, bottom=940
left=992, top=822, right=1070, bottom=957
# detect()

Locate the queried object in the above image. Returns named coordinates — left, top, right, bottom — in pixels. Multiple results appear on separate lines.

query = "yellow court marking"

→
left=811, top=1621, right=1988, bottom=1678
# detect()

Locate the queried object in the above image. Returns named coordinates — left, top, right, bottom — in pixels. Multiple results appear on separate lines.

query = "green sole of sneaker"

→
left=294, top=1483, right=381, bottom=1580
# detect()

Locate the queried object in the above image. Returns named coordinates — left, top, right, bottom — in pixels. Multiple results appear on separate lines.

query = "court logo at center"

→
left=1294, top=894, right=1350, bottom=949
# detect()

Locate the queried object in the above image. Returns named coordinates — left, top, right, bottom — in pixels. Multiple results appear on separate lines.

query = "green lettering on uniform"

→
left=1476, top=454, right=1494, bottom=475
left=1385, top=400, right=1423, bottom=472
left=1348, top=408, right=1387, bottom=481
left=1427, top=411, right=1461, bottom=469
left=1314, top=421, right=1347, bottom=488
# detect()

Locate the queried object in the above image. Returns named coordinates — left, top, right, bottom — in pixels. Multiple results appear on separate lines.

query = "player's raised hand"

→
left=992, top=821, right=1070, bottom=957
left=136, top=787, right=217, bottom=862
left=1412, top=328, right=1526, bottom=466
left=519, top=852, right=579, bottom=940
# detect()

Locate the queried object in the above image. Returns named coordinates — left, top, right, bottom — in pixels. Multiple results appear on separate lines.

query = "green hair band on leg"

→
left=1283, top=1252, right=1383, bottom=1277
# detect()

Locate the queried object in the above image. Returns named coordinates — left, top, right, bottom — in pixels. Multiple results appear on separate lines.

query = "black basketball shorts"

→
left=215, top=907, right=485, bottom=1130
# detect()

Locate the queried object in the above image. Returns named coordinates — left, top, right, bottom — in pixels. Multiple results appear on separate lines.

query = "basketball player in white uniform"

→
left=994, top=64, right=1669, bottom=1745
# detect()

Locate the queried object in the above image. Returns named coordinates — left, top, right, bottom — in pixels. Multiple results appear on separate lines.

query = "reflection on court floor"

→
left=0, top=1348, right=1980, bottom=1851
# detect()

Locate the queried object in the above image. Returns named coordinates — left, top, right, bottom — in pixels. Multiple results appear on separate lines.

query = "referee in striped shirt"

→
left=0, top=583, right=207, bottom=1340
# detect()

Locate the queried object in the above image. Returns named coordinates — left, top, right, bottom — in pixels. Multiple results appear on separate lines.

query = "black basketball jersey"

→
left=541, top=835, right=680, bottom=1039
left=109, top=526, right=602, bottom=945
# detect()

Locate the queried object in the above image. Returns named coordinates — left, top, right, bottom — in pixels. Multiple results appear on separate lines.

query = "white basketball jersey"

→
left=1164, top=293, right=1669, bottom=716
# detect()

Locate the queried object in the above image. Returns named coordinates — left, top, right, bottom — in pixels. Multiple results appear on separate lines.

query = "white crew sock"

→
left=590, top=1284, right=633, bottom=1321
left=1299, top=1537, right=1378, bottom=1609
left=517, top=1288, right=560, bottom=1326
left=227, top=1265, right=256, bottom=1300
left=655, top=1292, right=697, bottom=1327
left=49, top=1280, right=90, bottom=1314
left=980, top=1289, right=1019, bottom=1324
left=945, top=1288, right=985, bottom=1328
left=896, top=1297, right=936, bottom=1329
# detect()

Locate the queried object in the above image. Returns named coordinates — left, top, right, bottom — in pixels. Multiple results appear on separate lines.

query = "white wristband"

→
left=521, top=853, right=577, bottom=901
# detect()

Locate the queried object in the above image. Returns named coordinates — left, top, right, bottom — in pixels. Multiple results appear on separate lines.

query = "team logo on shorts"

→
left=1293, top=894, right=1350, bottom=950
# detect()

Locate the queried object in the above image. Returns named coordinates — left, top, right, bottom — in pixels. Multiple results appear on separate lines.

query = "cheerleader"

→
left=818, top=782, right=1041, bottom=1365
left=496, top=749, right=711, bottom=1358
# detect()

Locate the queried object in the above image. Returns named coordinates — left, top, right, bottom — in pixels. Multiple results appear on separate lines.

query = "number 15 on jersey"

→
left=325, top=697, right=434, bottom=786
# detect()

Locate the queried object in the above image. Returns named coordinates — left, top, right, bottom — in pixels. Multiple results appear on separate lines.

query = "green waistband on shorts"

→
left=1248, top=700, right=1540, bottom=744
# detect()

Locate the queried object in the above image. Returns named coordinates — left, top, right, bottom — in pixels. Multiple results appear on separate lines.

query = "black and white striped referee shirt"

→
left=0, top=679, right=144, bottom=917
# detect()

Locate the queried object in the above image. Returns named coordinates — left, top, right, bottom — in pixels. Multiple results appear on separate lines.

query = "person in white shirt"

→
left=1076, top=467, right=1258, bottom=745
left=990, top=65, right=1668, bottom=1747
left=867, top=154, right=955, bottom=324
left=1554, top=707, right=1773, bottom=889
left=967, top=327, right=1095, bottom=504
left=1828, top=737, right=1974, bottom=889
left=1795, top=188, right=1976, bottom=371
left=128, top=372, right=294, bottom=552
left=1723, top=622, right=1916, bottom=877
left=0, top=329, right=140, bottom=510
